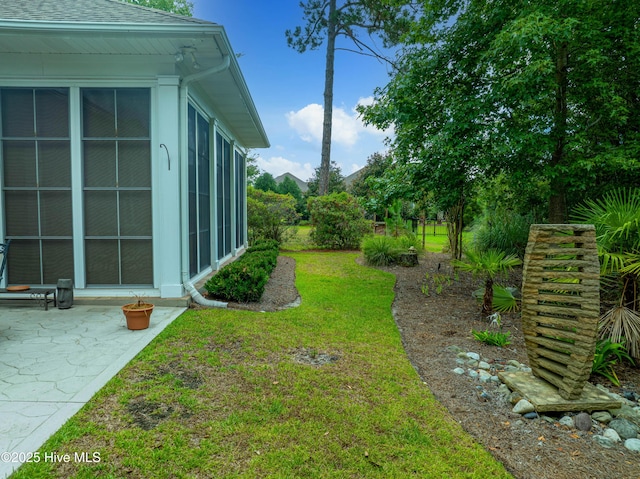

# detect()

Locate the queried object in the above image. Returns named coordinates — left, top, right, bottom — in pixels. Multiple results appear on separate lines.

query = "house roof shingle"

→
left=0, top=0, right=216, bottom=26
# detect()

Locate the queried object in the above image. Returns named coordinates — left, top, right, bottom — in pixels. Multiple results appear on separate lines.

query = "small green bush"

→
left=591, top=338, right=634, bottom=386
left=205, top=241, right=279, bottom=302
left=362, top=233, right=424, bottom=266
left=472, top=330, right=511, bottom=347
left=362, top=235, right=401, bottom=266
left=471, top=208, right=533, bottom=258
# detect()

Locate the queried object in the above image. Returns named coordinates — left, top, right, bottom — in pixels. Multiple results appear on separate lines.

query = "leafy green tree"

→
left=246, top=153, right=261, bottom=186
left=348, top=151, right=392, bottom=218
left=277, top=176, right=303, bottom=200
left=277, top=176, right=306, bottom=218
left=254, top=172, right=278, bottom=193
left=122, top=0, right=193, bottom=16
left=305, top=161, right=346, bottom=197
left=287, top=0, right=413, bottom=195
left=360, top=0, right=640, bottom=223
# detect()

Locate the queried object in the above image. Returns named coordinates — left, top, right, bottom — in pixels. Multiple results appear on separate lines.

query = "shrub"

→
left=362, top=235, right=401, bottom=266
left=204, top=241, right=279, bottom=302
left=247, top=187, right=298, bottom=244
left=307, top=192, right=371, bottom=250
left=591, top=339, right=634, bottom=386
left=397, top=232, right=424, bottom=253
left=471, top=208, right=534, bottom=258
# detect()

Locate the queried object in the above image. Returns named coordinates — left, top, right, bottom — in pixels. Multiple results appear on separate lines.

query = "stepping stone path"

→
left=446, top=345, right=640, bottom=453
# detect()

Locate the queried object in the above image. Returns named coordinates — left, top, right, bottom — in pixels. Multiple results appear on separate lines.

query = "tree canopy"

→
left=287, top=0, right=414, bottom=195
left=360, top=0, right=640, bottom=222
left=306, top=161, right=346, bottom=197
left=122, top=0, right=193, bottom=16
left=254, top=172, right=279, bottom=193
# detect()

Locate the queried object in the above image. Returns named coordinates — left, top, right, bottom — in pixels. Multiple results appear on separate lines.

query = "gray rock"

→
left=467, top=360, right=479, bottom=368
left=592, top=411, right=613, bottom=424
left=478, top=361, right=491, bottom=370
left=523, top=412, right=539, bottom=420
left=513, top=399, right=535, bottom=415
left=520, top=367, right=532, bottom=373
left=489, top=375, right=501, bottom=383
left=504, top=365, right=520, bottom=372
left=609, top=418, right=639, bottom=440
left=452, top=367, right=465, bottom=375
left=559, top=416, right=574, bottom=428
left=603, top=428, right=621, bottom=442
left=466, top=352, right=480, bottom=361
left=574, top=412, right=593, bottom=432
left=593, top=435, right=615, bottom=448
left=457, top=352, right=469, bottom=359
left=446, top=345, right=464, bottom=354
left=506, top=359, right=520, bottom=368
left=468, top=369, right=479, bottom=379
left=478, top=370, right=493, bottom=383
left=496, top=384, right=511, bottom=397
left=541, top=415, right=556, bottom=424
left=613, top=405, right=640, bottom=428
left=625, top=438, right=640, bottom=452
left=508, top=391, right=524, bottom=405
left=455, top=358, right=466, bottom=365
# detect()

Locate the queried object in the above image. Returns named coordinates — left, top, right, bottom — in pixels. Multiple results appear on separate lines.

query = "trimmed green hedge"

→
left=204, top=240, right=279, bottom=302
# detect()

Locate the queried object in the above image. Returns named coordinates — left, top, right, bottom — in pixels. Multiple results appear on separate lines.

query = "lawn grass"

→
left=13, top=252, right=511, bottom=479
left=281, top=225, right=312, bottom=251
left=282, top=225, right=460, bottom=254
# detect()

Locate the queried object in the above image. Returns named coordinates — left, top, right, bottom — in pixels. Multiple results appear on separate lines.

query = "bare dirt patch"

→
left=247, top=253, right=640, bottom=479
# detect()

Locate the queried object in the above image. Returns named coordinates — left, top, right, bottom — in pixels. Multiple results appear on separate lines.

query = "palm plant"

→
left=572, top=187, right=640, bottom=359
left=452, top=248, right=522, bottom=316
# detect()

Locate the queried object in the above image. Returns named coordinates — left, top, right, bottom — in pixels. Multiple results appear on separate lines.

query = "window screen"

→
left=82, top=88, right=152, bottom=286
left=0, top=88, right=73, bottom=285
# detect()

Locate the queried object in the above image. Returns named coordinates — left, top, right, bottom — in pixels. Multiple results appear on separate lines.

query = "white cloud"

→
left=256, top=155, right=314, bottom=182
left=286, top=99, right=390, bottom=148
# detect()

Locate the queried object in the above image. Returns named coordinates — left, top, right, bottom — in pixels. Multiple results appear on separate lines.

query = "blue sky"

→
left=191, top=0, right=394, bottom=182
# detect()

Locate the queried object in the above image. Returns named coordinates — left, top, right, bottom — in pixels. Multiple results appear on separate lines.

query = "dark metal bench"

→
left=0, top=288, right=57, bottom=310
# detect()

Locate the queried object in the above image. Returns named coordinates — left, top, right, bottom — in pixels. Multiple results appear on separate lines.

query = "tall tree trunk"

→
left=548, top=42, right=569, bottom=223
left=446, top=196, right=464, bottom=260
left=319, top=0, right=337, bottom=196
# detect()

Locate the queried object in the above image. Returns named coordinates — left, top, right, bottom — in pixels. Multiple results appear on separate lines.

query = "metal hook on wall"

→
left=160, top=143, right=171, bottom=171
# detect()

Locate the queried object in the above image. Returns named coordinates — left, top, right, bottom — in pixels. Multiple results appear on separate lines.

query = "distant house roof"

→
left=0, top=0, right=212, bottom=25
left=274, top=172, right=308, bottom=193
left=344, top=168, right=365, bottom=186
left=0, top=0, right=269, bottom=149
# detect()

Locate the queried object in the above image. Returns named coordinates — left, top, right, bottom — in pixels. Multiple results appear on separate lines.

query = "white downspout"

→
left=179, top=55, right=231, bottom=308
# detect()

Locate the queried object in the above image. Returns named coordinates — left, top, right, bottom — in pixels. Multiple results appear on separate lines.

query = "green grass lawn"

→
left=13, top=252, right=511, bottom=479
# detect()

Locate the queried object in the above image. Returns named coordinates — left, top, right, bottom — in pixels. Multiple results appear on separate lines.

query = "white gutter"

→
left=182, top=55, right=230, bottom=86
left=179, top=55, right=231, bottom=308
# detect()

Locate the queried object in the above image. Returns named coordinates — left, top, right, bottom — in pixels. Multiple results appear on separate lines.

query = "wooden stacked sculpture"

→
left=521, top=225, right=600, bottom=400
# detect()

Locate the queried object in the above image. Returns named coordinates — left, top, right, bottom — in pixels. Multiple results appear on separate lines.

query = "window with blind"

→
left=187, top=104, right=211, bottom=277
left=0, top=88, right=74, bottom=285
left=82, top=88, right=152, bottom=286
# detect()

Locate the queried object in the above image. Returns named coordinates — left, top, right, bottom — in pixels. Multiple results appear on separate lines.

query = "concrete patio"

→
left=0, top=303, right=187, bottom=478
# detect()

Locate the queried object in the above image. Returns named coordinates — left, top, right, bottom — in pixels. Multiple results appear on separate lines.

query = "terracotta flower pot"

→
left=122, top=303, right=154, bottom=330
